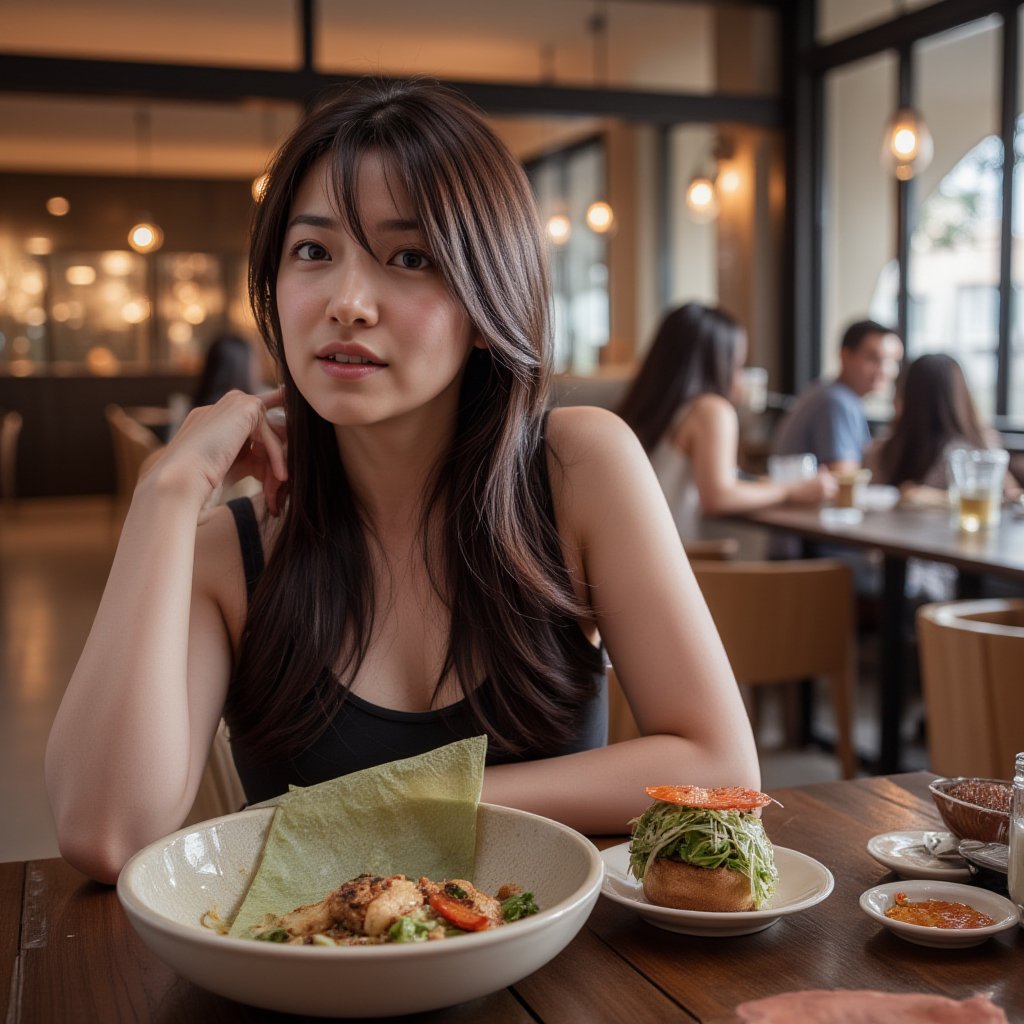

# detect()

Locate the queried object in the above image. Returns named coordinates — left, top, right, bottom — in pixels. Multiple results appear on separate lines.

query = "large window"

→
left=908, top=17, right=1001, bottom=419
left=822, top=52, right=897, bottom=381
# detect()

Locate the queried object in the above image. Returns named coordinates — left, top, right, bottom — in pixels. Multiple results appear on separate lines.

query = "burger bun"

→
left=642, top=857, right=754, bottom=912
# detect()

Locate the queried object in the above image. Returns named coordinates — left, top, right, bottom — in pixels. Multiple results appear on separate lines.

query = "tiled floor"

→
left=0, top=496, right=929, bottom=865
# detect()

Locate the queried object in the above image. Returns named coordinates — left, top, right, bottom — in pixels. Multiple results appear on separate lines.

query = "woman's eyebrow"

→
left=376, top=218, right=420, bottom=233
left=286, top=213, right=337, bottom=230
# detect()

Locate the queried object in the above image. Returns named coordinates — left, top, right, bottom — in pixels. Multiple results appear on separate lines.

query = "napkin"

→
left=733, top=990, right=1007, bottom=1023
left=229, top=735, right=487, bottom=937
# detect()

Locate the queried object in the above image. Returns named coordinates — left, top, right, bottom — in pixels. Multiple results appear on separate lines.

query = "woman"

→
left=618, top=303, right=834, bottom=541
left=865, top=353, right=1017, bottom=601
left=192, top=332, right=260, bottom=408
left=866, top=353, right=1010, bottom=492
left=45, top=80, right=758, bottom=884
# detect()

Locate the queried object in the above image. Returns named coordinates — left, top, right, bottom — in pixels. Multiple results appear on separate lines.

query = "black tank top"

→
left=225, top=466, right=607, bottom=804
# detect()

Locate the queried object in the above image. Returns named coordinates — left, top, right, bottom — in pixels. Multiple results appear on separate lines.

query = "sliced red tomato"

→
left=427, top=892, right=492, bottom=932
left=644, top=784, right=779, bottom=811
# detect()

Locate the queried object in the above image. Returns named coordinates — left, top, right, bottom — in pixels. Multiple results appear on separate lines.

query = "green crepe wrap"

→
left=229, top=735, right=487, bottom=937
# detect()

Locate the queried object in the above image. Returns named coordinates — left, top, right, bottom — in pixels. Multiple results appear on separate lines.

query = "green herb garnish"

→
left=500, top=892, right=539, bottom=922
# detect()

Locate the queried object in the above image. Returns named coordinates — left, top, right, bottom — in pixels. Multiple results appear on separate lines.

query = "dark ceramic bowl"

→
left=928, top=777, right=1011, bottom=844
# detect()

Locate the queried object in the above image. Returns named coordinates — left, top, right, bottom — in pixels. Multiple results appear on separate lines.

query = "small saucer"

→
left=866, top=831, right=970, bottom=881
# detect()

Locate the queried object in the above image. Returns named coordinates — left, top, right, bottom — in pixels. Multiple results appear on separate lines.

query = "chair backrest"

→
left=917, top=599, right=1024, bottom=779
left=683, top=537, right=739, bottom=562
left=691, top=558, right=854, bottom=684
left=105, top=404, right=162, bottom=516
left=0, top=410, right=23, bottom=502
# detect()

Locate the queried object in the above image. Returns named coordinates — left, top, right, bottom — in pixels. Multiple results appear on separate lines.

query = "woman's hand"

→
left=785, top=469, right=837, bottom=505
left=143, top=389, right=289, bottom=514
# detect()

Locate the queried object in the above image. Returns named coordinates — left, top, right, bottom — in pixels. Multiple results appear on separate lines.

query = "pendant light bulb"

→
left=585, top=200, right=615, bottom=235
left=685, top=175, right=719, bottom=223
left=545, top=213, right=572, bottom=246
left=128, top=221, right=164, bottom=254
left=882, top=106, right=933, bottom=181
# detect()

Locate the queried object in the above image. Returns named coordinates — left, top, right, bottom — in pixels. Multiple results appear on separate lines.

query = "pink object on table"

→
left=734, top=989, right=1007, bottom=1023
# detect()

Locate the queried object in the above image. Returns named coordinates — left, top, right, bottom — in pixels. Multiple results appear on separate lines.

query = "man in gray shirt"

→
left=774, top=320, right=903, bottom=472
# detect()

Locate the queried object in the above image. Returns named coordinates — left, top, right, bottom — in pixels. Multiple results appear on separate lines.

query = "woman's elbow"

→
left=55, top=829, right=134, bottom=885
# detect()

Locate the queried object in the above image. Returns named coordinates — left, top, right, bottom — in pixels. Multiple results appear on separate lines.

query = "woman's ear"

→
left=472, top=333, right=489, bottom=351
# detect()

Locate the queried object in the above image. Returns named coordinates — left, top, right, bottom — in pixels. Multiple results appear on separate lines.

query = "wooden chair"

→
left=690, top=558, right=859, bottom=779
left=683, top=537, right=739, bottom=562
left=1, top=410, right=23, bottom=509
left=105, top=404, right=162, bottom=530
left=916, top=599, right=1024, bottom=779
left=182, top=720, right=247, bottom=825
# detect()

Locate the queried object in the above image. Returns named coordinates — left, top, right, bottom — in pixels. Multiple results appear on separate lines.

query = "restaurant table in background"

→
left=3, top=773, right=1021, bottom=1022
left=724, top=502, right=1024, bottom=775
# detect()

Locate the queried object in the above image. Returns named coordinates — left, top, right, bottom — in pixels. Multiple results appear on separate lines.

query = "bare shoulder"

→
left=684, top=392, right=735, bottom=427
left=545, top=405, right=646, bottom=476
left=544, top=406, right=663, bottom=529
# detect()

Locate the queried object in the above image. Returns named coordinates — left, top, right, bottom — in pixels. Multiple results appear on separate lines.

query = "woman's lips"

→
left=316, top=356, right=386, bottom=380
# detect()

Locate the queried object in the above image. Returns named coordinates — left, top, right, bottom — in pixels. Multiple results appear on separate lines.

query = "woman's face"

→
left=275, top=153, right=480, bottom=432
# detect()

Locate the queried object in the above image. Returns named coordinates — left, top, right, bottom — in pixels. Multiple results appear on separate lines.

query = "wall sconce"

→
left=881, top=106, right=933, bottom=181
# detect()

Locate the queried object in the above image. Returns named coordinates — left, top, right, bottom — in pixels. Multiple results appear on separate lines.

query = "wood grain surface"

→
left=3, top=773, right=1021, bottom=1023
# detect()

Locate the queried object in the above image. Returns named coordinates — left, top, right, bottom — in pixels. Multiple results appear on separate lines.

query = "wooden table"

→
left=4, top=773, right=1021, bottom=1022
left=725, top=503, right=1024, bottom=773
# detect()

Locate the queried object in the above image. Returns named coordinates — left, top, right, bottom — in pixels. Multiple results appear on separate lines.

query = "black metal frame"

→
left=796, top=0, right=1024, bottom=419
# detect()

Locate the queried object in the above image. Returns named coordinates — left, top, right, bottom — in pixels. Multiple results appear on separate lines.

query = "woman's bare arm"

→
left=44, top=392, right=286, bottom=883
left=683, top=394, right=834, bottom=515
left=482, top=407, right=760, bottom=834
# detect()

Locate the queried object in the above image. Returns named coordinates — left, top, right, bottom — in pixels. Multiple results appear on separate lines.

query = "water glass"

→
left=1010, top=752, right=1024, bottom=925
left=767, top=453, right=817, bottom=483
left=947, top=447, right=1008, bottom=532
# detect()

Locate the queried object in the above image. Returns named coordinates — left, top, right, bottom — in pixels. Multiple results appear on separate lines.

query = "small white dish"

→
left=859, top=879, right=1019, bottom=948
left=599, top=843, right=833, bottom=937
left=866, top=831, right=971, bottom=881
left=860, top=484, right=900, bottom=512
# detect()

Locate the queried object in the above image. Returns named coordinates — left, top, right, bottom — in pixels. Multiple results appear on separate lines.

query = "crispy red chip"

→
left=644, top=785, right=777, bottom=811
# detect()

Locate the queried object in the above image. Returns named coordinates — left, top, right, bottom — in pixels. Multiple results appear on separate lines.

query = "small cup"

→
left=833, top=468, right=871, bottom=509
left=767, top=452, right=817, bottom=483
left=947, top=448, right=1008, bottom=532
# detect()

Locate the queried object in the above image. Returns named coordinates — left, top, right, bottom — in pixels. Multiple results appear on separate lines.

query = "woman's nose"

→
left=325, top=260, right=378, bottom=327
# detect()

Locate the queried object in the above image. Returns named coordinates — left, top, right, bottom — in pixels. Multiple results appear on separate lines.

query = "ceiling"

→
left=0, top=0, right=780, bottom=178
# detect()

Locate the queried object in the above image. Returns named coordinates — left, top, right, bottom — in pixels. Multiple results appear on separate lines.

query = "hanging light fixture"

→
left=584, top=1, right=616, bottom=236
left=545, top=213, right=572, bottom=245
left=128, top=109, right=165, bottom=254
left=880, top=0, right=933, bottom=182
left=685, top=174, right=719, bottom=223
left=251, top=105, right=275, bottom=203
left=881, top=106, right=934, bottom=181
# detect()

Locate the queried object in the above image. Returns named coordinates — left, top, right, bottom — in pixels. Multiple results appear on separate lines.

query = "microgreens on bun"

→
left=628, top=785, right=780, bottom=912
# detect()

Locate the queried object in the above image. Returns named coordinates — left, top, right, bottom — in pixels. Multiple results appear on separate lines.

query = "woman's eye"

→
left=391, top=249, right=432, bottom=270
left=294, top=241, right=330, bottom=261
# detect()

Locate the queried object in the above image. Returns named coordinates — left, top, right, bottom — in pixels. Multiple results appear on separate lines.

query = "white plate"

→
left=859, top=879, right=1020, bottom=948
left=860, top=485, right=901, bottom=511
left=599, top=843, right=833, bottom=937
left=866, top=831, right=971, bottom=881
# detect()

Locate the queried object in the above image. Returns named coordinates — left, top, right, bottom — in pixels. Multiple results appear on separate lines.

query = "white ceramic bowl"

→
left=859, top=879, right=1019, bottom=948
left=117, top=802, right=604, bottom=1018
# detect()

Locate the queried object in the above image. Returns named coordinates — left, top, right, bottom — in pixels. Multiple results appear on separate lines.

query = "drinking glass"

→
left=947, top=447, right=1008, bottom=532
left=1010, top=752, right=1024, bottom=925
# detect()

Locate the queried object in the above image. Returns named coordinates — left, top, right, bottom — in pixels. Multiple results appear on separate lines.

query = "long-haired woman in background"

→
left=618, top=302, right=834, bottom=542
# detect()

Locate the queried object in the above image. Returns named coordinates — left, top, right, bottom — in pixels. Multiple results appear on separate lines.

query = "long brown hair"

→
left=617, top=303, right=743, bottom=452
left=875, top=353, right=987, bottom=486
left=226, top=78, right=600, bottom=762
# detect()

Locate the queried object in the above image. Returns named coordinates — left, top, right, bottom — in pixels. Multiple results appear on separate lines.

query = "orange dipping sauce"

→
left=884, top=892, right=995, bottom=929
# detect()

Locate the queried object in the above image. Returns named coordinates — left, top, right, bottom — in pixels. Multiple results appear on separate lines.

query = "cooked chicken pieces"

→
left=418, top=877, right=503, bottom=928
left=250, top=872, right=535, bottom=944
